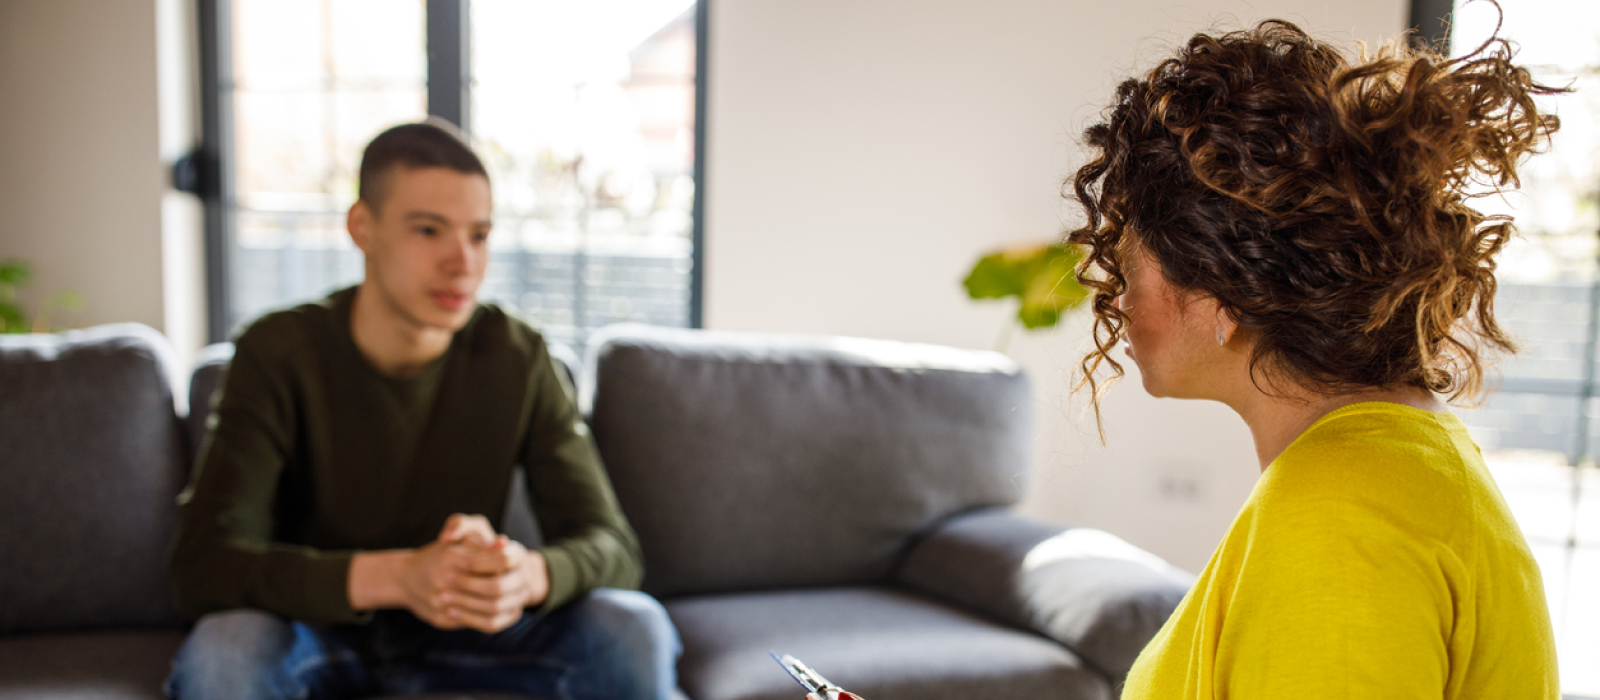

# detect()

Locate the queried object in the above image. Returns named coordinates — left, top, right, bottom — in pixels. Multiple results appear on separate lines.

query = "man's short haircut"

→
left=357, top=119, right=489, bottom=211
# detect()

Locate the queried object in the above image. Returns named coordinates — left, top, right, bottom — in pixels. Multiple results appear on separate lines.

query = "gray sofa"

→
left=0, top=322, right=1192, bottom=700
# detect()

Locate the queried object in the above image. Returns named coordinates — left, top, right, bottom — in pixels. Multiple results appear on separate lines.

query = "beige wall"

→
left=703, top=0, right=1409, bottom=571
left=0, top=0, right=167, bottom=331
left=0, top=0, right=205, bottom=371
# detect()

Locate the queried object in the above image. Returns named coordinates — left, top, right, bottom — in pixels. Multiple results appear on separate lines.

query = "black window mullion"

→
left=426, top=0, right=470, bottom=131
left=689, top=0, right=709, bottom=329
left=1409, top=0, right=1453, bottom=51
left=198, top=0, right=236, bottom=344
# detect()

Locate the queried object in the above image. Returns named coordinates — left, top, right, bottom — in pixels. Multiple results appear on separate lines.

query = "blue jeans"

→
left=165, top=589, right=680, bottom=700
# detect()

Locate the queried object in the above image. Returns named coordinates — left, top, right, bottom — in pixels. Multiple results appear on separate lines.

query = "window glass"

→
left=470, top=0, right=698, bottom=351
left=1451, top=2, right=1600, bottom=694
left=228, top=0, right=427, bottom=330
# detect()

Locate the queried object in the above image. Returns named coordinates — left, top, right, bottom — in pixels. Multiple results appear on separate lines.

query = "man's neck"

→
left=349, top=283, right=455, bottom=378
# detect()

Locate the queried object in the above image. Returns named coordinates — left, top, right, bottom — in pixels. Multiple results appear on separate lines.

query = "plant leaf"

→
left=1016, top=246, right=1088, bottom=329
left=962, top=245, right=1047, bottom=299
left=963, top=242, right=1088, bottom=330
left=0, top=259, right=30, bottom=286
left=0, top=303, right=25, bottom=334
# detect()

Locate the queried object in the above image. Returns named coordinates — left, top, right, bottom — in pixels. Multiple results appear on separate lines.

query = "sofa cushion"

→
left=0, top=324, right=187, bottom=633
left=666, top=586, right=1110, bottom=700
left=0, top=630, right=185, bottom=699
left=587, top=325, right=1033, bottom=597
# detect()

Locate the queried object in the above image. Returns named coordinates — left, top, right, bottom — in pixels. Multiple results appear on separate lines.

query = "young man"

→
left=166, top=121, right=679, bottom=700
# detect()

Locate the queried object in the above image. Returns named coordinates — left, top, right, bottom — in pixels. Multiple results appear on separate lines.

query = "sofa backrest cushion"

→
left=585, top=325, right=1033, bottom=598
left=0, top=324, right=188, bottom=632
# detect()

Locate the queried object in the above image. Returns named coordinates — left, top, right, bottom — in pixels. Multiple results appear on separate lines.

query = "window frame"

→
left=1410, top=0, right=1452, bottom=50
left=193, top=0, right=708, bottom=343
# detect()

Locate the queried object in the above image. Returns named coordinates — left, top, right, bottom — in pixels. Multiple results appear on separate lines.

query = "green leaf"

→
left=0, top=259, right=85, bottom=332
left=963, top=242, right=1089, bottom=330
left=963, top=247, right=1036, bottom=299
left=0, top=303, right=25, bottom=334
left=0, top=258, right=29, bottom=287
left=1017, top=247, right=1088, bottom=329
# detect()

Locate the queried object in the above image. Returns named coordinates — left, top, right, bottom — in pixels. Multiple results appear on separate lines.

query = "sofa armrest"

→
left=894, top=508, right=1193, bottom=682
left=186, top=342, right=235, bottom=468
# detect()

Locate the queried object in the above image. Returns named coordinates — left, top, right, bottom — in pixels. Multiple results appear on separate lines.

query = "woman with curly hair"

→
left=1067, top=15, right=1564, bottom=700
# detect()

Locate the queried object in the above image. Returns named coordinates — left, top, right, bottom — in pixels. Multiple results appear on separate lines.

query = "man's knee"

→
left=577, top=588, right=679, bottom=654
left=584, top=588, right=674, bottom=627
left=167, top=610, right=295, bottom=700
left=566, top=589, right=681, bottom=699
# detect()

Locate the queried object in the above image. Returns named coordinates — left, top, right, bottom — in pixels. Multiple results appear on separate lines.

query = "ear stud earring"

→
left=1217, top=331, right=1226, bottom=346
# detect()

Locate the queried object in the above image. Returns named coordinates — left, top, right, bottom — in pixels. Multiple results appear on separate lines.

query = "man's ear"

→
left=348, top=200, right=373, bottom=253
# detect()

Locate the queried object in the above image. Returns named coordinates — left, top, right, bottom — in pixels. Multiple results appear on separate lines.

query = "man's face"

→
left=349, top=166, right=493, bottom=333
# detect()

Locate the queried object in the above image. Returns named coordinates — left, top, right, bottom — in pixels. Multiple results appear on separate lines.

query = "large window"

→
left=198, top=0, right=703, bottom=353
left=1445, top=2, right=1600, bottom=696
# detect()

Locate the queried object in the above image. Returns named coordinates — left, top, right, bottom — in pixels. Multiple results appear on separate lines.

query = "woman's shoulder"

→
left=1254, top=401, right=1494, bottom=547
left=1271, top=402, right=1474, bottom=491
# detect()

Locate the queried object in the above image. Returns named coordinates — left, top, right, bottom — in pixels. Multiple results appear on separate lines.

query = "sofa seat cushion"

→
left=0, top=630, right=186, bottom=699
left=666, top=586, right=1111, bottom=700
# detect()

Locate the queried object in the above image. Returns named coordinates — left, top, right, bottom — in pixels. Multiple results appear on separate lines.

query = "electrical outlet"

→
left=1158, top=474, right=1204, bottom=503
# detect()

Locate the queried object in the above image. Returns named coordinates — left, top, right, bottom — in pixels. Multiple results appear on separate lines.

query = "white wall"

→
left=703, top=0, right=1408, bottom=572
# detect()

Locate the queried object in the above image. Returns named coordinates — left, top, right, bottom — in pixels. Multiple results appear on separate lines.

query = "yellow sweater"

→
left=1122, top=402, right=1559, bottom=699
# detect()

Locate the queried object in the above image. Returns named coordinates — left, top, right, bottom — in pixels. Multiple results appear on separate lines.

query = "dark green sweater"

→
left=169, top=287, right=643, bottom=624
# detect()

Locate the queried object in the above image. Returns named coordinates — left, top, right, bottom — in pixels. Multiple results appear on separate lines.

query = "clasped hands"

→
left=405, top=513, right=549, bottom=632
left=350, top=513, right=549, bottom=633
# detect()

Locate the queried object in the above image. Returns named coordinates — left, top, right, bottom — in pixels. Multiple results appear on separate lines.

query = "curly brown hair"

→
left=1066, top=17, right=1563, bottom=422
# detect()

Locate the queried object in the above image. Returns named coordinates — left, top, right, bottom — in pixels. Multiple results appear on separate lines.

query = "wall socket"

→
left=1158, top=474, right=1204, bottom=503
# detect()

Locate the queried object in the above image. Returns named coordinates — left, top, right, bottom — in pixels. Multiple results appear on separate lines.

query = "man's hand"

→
left=437, top=537, right=551, bottom=632
left=348, top=514, right=552, bottom=633
left=437, top=513, right=497, bottom=547
left=392, top=537, right=491, bottom=629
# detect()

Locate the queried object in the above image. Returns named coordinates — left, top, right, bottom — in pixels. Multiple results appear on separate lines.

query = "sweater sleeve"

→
left=520, top=339, right=645, bottom=609
left=167, top=334, right=364, bottom=625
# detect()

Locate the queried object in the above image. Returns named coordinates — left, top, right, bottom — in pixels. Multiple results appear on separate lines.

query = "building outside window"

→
left=1447, top=2, right=1600, bottom=696
left=209, top=0, right=701, bottom=355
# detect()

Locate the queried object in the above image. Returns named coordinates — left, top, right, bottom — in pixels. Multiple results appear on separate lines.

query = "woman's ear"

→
left=1216, top=309, right=1239, bottom=347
